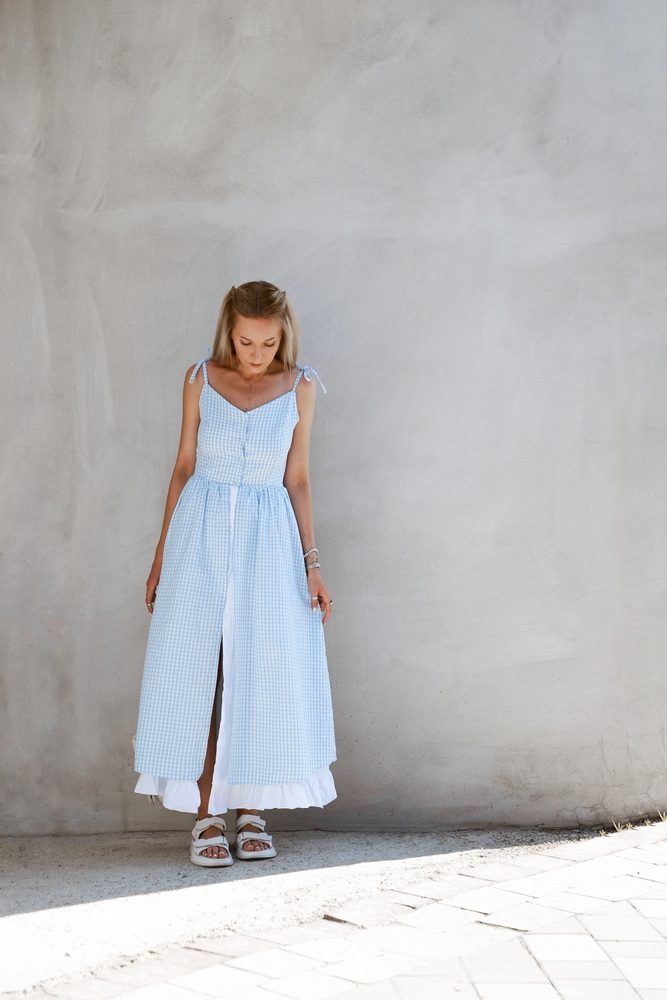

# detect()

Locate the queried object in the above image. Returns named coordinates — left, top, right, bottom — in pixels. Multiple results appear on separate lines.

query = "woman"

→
left=134, top=281, right=336, bottom=866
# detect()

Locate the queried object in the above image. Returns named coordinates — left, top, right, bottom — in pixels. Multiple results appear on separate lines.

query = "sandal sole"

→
left=235, top=848, right=277, bottom=860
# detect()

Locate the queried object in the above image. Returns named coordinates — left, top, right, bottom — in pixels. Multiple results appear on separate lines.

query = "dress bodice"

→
left=189, top=358, right=324, bottom=487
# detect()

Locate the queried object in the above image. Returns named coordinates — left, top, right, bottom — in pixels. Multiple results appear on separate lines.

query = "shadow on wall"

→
left=0, top=827, right=586, bottom=917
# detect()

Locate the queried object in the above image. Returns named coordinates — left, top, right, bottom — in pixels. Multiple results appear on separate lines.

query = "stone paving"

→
left=4, top=821, right=667, bottom=999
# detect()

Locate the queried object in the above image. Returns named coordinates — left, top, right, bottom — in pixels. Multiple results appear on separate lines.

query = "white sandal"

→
left=235, top=813, right=277, bottom=860
left=190, top=816, right=234, bottom=867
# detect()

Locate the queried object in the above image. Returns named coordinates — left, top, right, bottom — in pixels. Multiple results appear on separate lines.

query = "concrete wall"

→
left=2, top=0, right=667, bottom=835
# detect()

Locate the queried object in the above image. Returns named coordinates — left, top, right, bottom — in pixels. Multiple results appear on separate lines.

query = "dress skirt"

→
left=135, top=485, right=336, bottom=812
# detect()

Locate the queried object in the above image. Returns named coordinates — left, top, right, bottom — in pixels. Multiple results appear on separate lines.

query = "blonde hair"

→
left=211, top=281, right=300, bottom=370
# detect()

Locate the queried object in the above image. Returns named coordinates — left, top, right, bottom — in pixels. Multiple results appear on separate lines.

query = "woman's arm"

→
left=283, top=375, right=332, bottom=624
left=145, top=366, right=202, bottom=613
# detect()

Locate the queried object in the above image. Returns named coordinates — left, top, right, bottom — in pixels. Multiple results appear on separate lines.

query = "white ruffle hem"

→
left=134, top=767, right=336, bottom=813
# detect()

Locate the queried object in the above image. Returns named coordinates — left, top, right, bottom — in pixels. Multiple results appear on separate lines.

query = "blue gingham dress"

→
left=133, top=358, right=336, bottom=812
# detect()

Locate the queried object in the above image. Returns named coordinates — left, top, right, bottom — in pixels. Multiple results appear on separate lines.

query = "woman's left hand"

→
left=308, top=568, right=333, bottom=624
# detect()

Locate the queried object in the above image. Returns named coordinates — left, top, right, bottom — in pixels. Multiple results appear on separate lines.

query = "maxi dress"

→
left=133, top=357, right=337, bottom=813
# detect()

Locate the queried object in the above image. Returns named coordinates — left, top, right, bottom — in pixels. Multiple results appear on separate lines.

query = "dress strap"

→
left=292, top=365, right=327, bottom=393
left=189, top=348, right=212, bottom=384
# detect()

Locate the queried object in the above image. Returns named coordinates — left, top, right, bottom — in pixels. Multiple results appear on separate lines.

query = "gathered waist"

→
left=191, top=470, right=286, bottom=491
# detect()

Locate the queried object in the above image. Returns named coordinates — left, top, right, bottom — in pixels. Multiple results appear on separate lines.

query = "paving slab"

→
left=394, top=900, right=478, bottom=932
left=376, top=890, right=428, bottom=908
left=635, top=901, right=667, bottom=919
left=447, top=885, right=531, bottom=914
left=227, top=947, right=324, bottom=977
left=540, top=959, right=624, bottom=979
left=553, top=982, right=641, bottom=999
left=613, top=957, right=667, bottom=990
left=475, top=985, right=561, bottom=999
left=541, top=839, right=637, bottom=861
left=359, top=925, right=467, bottom=965
left=393, top=977, right=478, bottom=999
left=477, top=902, right=580, bottom=932
left=285, top=933, right=374, bottom=965
left=169, top=962, right=267, bottom=995
left=579, top=912, right=665, bottom=941
left=340, top=984, right=398, bottom=1000
left=320, top=954, right=419, bottom=984
left=524, top=933, right=609, bottom=962
left=401, top=875, right=490, bottom=900
left=463, top=861, right=542, bottom=882
left=602, top=941, right=667, bottom=959
left=536, top=890, right=617, bottom=913
left=103, top=948, right=227, bottom=986
left=323, top=896, right=415, bottom=928
left=397, top=958, right=469, bottom=978
left=574, top=876, right=667, bottom=901
left=461, top=939, right=548, bottom=983
left=268, top=969, right=359, bottom=998
left=188, top=934, right=274, bottom=957
left=253, top=920, right=353, bottom=945
left=509, top=854, right=575, bottom=871
left=113, top=986, right=206, bottom=1000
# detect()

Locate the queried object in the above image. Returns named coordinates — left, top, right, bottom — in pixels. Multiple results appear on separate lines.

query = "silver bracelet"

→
left=303, top=547, right=318, bottom=562
left=306, top=562, right=320, bottom=571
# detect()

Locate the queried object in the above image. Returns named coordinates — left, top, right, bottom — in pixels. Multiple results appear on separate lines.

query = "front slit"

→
left=208, top=484, right=238, bottom=813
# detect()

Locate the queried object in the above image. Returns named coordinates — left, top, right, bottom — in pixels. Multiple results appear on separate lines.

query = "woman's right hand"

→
left=145, top=557, right=162, bottom=614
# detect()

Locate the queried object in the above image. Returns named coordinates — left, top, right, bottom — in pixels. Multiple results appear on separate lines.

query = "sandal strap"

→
left=192, top=815, right=227, bottom=839
left=236, top=830, right=273, bottom=848
left=192, top=833, right=230, bottom=853
left=235, top=813, right=266, bottom=833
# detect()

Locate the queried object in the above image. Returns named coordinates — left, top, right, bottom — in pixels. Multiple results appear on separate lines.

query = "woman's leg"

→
left=196, top=651, right=270, bottom=855
left=196, top=656, right=228, bottom=859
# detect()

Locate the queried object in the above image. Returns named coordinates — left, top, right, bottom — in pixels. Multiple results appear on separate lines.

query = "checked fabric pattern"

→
left=134, top=358, right=336, bottom=785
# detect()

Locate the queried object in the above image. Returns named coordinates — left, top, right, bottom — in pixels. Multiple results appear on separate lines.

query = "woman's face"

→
left=231, top=315, right=283, bottom=373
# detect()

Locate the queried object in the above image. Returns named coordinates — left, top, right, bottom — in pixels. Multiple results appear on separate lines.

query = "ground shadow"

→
left=0, top=827, right=588, bottom=917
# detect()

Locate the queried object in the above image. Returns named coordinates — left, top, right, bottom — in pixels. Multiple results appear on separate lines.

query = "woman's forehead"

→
left=233, top=315, right=282, bottom=338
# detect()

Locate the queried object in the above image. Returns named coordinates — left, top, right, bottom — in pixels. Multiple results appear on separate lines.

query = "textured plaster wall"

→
left=2, top=1, right=667, bottom=835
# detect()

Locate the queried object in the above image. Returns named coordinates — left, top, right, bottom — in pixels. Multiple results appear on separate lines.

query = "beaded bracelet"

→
left=303, top=547, right=318, bottom=562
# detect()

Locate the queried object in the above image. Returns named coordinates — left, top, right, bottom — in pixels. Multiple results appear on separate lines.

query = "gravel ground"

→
left=0, top=827, right=590, bottom=917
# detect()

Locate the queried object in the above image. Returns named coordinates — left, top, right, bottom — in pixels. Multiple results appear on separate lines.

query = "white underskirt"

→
left=135, top=484, right=336, bottom=814
left=134, top=767, right=336, bottom=813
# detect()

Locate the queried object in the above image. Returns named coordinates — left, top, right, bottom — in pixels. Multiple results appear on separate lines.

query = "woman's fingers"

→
left=146, top=577, right=158, bottom=614
left=310, top=589, right=333, bottom=624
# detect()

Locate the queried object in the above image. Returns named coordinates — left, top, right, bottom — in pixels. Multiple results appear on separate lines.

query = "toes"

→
left=201, top=846, right=227, bottom=859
